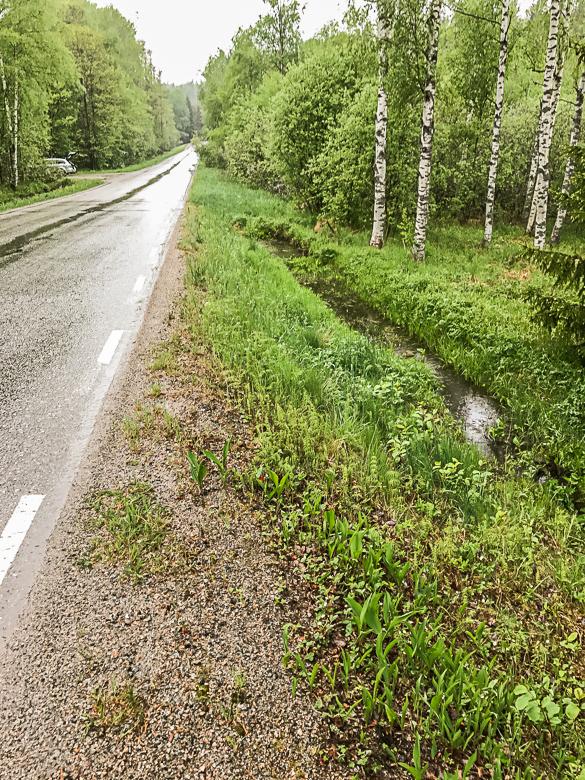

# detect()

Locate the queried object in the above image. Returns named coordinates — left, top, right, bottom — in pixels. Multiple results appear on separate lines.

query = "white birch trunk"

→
left=0, top=53, right=15, bottom=188
left=412, top=0, right=441, bottom=262
left=12, top=69, right=18, bottom=189
left=523, top=131, right=539, bottom=221
left=527, top=48, right=565, bottom=234
left=550, top=68, right=585, bottom=244
left=532, top=0, right=565, bottom=248
left=370, top=2, right=396, bottom=249
left=483, top=0, right=511, bottom=246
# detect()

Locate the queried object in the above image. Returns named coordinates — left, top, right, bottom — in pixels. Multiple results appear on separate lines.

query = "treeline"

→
left=0, top=0, right=198, bottom=187
left=198, top=0, right=585, bottom=259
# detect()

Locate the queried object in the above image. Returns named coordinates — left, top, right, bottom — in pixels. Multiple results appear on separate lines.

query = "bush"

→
left=311, top=81, right=377, bottom=229
left=270, top=34, right=374, bottom=209
left=224, top=72, right=284, bottom=192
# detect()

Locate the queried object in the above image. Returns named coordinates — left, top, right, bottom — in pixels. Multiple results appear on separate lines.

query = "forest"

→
left=0, top=0, right=199, bottom=200
left=185, top=0, right=585, bottom=775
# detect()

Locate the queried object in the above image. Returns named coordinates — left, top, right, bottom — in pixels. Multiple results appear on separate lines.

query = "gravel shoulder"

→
left=0, top=213, right=349, bottom=779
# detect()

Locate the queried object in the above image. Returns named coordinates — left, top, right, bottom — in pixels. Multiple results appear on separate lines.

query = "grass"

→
left=220, top=175, right=585, bottom=503
left=85, top=681, right=146, bottom=735
left=81, top=144, right=188, bottom=175
left=179, top=165, right=585, bottom=777
left=0, top=177, right=103, bottom=213
left=88, top=483, right=171, bottom=581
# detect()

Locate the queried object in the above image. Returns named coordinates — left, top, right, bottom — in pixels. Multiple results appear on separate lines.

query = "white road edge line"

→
left=132, top=275, right=146, bottom=294
left=0, top=495, right=45, bottom=586
left=97, top=330, right=124, bottom=366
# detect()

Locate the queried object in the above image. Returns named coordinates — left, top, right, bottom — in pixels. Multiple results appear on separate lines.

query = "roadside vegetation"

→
left=0, top=176, right=102, bottom=212
left=188, top=0, right=585, bottom=773
left=80, top=144, right=189, bottom=176
left=181, top=166, right=584, bottom=777
left=0, top=0, right=200, bottom=196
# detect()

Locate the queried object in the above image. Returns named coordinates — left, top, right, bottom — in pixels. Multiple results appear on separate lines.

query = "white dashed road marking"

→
left=132, top=275, right=146, bottom=294
left=97, top=330, right=124, bottom=366
left=0, top=495, right=45, bottom=586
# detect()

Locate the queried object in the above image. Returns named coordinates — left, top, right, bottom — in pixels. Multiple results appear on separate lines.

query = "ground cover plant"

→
left=181, top=165, right=585, bottom=777
left=0, top=177, right=103, bottom=213
left=204, top=167, right=585, bottom=507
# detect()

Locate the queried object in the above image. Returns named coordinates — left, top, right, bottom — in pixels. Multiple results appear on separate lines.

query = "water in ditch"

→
left=264, top=239, right=508, bottom=462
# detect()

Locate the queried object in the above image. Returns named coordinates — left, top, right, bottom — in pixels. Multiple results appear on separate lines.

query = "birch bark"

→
left=370, top=1, right=397, bottom=249
left=523, top=130, right=539, bottom=220
left=12, top=68, right=18, bottom=189
left=412, top=0, right=441, bottom=262
left=532, top=0, right=565, bottom=248
left=483, top=0, right=511, bottom=246
left=527, top=43, right=565, bottom=233
left=0, top=53, right=15, bottom=188
left=550, top=68, right=585, bottom=244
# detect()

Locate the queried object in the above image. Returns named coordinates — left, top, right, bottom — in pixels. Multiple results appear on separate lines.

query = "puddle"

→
left=263, top=239, right=507, bottom=461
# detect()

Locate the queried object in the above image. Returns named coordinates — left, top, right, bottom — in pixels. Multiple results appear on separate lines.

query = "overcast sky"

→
left=94, top=1, right=346, bottom=85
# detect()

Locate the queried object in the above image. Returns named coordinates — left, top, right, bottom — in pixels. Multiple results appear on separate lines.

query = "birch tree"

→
left=370, top=0, right=397, bottom=249
left=531, top=0, right=568, bottom=247
left=412, top=0, right=442, bottom=262
left=526, top=34, right=566, bottom=233
left=523, top=125, right=539, bottom=220
left=550, top=64, right=585, bottom=243
left=482, top=0, right=512, bottom=246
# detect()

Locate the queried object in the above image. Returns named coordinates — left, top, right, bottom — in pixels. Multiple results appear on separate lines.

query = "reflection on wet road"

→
left=0, top=148, right=196, bottom=635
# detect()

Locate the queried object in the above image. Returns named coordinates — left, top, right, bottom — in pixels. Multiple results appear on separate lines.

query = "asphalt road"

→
left=0, top=147, right=197, bottom=642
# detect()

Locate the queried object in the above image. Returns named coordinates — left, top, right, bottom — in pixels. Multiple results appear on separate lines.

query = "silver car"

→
left=46, top=157, right=77, bottom=175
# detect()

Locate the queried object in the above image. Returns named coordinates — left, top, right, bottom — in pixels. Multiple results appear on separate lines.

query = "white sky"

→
left=94, top=0, right=346, bottom=84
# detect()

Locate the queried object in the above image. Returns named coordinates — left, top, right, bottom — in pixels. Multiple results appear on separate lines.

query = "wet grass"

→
left=0, top=177, right=103, bottom=213
left=218, top=169, right=585, bottom=503
left=179, top=166, right=585, bottom=777
left=80, top=144, right=188, bottom=175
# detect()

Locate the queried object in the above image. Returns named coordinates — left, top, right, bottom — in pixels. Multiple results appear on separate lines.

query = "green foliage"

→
left=0, top=0, right=182, bottom=185
left=166, top=82, right=200, bottom=143
left=197, top=0, right=582, bottom=232
left=224, top=72, right=284, bottom=192
left=526, top=244, right=585, bottom=350
left=182, top=166, right=585, bottom=774
left=253, top=0, right=303, bottom=75
left=187, top=451, right=208, bottom=491
left=270, top=34, right=374, bottom=209
left=311, top=81, right=377, bottom=228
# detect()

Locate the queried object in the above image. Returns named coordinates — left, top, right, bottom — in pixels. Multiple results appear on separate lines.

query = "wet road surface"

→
left=0, top=148, right=196, bottom=640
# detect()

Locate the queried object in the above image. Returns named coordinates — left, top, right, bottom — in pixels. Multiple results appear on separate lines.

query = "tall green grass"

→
left=181, top=166, right=584, bottom=777
left=211, top=169, right=585, bottom=500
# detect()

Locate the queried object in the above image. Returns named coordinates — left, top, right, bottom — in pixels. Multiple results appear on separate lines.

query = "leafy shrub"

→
left=224, top=72, right=284, bottom=192
left=270, top=34, right=374, bottom=209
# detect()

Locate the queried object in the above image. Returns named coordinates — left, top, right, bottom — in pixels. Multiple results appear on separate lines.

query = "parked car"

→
left=46, top=157, right=77, bottom=175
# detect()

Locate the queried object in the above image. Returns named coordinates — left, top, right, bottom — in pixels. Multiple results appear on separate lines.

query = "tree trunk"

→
left=0, top=53, right=15, bottom=189
left=550, top=68, right=585, bottom=244
left=412, top=0, right=441, bottom=262
left=523, top=130, right=539, bottom=220
left=370, top=1, right=396, bottom=249
left=482, top=0, right=511, bottom=246
left=532, top=0, right=565, bottom=248
left=527, top=45, right=565, bottom=234
left=12, top=70, right=18, bottom=189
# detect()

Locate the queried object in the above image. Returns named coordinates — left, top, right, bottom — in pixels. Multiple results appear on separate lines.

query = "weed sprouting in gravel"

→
left=85, top=681, right=146, bottom=735
left=203, top=438, right=231, bottom=482
left=89, top=483, right=170, bottom=581
left=187, top=451, right=208, bottom=491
